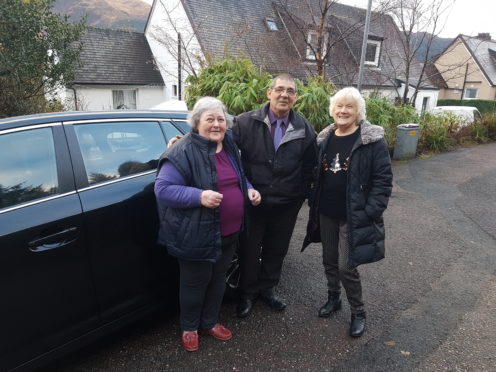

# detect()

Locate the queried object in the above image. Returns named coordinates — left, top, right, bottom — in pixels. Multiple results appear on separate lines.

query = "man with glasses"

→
left=233, top=74, right=317, bottom=318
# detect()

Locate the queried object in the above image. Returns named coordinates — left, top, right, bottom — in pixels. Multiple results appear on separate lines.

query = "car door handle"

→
left=28, top=227, right=80, bottom=252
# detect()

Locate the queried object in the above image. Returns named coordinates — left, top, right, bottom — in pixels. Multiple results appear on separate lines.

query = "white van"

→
left=431, top=106, right=482, bottom=127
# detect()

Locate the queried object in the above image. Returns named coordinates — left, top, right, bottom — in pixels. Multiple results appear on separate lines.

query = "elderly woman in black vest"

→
left=155, top=97, right=261, bottom=351
left=303, top=87, right=393, bottom=337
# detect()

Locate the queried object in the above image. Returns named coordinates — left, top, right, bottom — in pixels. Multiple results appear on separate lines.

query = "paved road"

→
left=52, top=143, right=496, bottom=371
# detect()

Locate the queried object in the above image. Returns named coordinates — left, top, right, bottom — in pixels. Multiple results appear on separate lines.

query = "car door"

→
left=64, top=118, right=181, bottom=322
left=0, top=124, right=99, bottom=371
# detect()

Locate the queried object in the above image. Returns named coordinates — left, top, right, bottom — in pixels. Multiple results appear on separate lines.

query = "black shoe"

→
left=237, top=298, right=254, bottom=318
left=259, top=294, right=286, bottom=311
left=318, top=294, right=342, bottom=317
left=349, top=312, right=366, bottom=337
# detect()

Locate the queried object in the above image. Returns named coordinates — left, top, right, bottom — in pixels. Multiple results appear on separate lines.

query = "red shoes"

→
left=182, top=324, right=232, bottom=351
left=181, top=331, right=198, bottom=352
left=204, top=323, right=232, bottom=340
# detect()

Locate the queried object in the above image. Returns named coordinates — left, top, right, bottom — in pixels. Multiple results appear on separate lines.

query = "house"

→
left=145, top=0, right=438, bottom=112
left=62, top=27, right=166, bottom=111
left=433, top=33, right=496, bottom=101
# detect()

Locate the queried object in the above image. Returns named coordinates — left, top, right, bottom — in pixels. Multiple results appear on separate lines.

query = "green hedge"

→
left=437, top=99, right=496, bottom=114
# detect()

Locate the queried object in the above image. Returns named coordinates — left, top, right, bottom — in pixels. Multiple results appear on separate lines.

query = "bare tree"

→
left=378, top=0, right=456, bottom=104
left=147, top=0, right=204, bottom=80
left=272, top=0, right=395, bottom=83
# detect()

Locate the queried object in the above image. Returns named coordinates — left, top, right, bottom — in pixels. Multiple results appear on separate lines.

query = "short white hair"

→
left=187, top=97, right=232, bottom=131
left=329, top=87, right=366, bottom=123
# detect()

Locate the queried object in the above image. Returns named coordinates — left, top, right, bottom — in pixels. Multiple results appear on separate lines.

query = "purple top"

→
left=155, top=149, right=251, bottom=236
left=215, top=149, right=244, bottom=236
left=268, top=109, right=288, bottom=139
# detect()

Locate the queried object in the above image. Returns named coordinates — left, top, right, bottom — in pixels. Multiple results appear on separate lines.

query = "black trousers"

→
left=239, top=200, right=303, bottom=299
left=177, top=233, right=238, bottom=331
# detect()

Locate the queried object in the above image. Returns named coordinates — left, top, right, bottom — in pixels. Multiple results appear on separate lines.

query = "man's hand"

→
left=167, top=135, right=183, bottom=148
left=201, top=190, right=223, bottom=208
left=248, top=188, right=261, bottom=206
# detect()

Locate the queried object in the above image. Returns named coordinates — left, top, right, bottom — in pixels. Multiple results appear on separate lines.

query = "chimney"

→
left=477, top=33, right=491, bottom=41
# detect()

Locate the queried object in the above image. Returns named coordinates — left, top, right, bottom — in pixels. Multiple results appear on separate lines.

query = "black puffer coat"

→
left=302, top=120, right=393, bottom=266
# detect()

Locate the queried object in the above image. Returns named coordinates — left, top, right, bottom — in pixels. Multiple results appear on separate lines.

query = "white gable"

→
left=145, top=0, right=203, bottom=102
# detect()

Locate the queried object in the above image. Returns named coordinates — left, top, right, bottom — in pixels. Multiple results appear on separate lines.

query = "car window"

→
left=172, top=120, right=191, bottom=133
left=0, top=128, right=59, bottom=209
left=74, top=122, right=166, bottom=185
left=160, top=121, right=186, bottom=142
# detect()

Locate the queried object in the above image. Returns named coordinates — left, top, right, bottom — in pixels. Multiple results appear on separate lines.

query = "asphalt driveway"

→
left=52, top=142, right=496, bottom=372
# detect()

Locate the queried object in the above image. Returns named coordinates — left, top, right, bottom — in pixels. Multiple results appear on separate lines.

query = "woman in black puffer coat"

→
left=302, top=87, right=393, bottom=338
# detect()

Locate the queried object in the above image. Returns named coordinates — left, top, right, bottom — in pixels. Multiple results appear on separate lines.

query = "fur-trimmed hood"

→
left=316, top=120, right=385, bottom=146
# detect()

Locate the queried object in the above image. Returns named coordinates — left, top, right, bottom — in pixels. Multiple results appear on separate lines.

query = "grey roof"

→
left=461, top=35, right=496, bottom=86
left=73, top=27, right=164, bottom=86
left=175, top=0, right=433, bottom=89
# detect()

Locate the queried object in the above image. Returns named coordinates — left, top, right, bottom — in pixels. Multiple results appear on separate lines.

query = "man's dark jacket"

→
left=233, top=103, right=317, bottom=205
left=156, top=131, right=248, bottom=262
left=302, top=120, right=393, bottom=266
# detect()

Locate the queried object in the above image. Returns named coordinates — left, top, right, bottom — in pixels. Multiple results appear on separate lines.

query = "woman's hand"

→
left=201, top=190, right=223, bottom=208
left=248, top=188, right=261, bottom=206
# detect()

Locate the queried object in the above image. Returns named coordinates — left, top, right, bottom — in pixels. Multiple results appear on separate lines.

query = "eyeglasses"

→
left=272, top=87, right=297, bottom=96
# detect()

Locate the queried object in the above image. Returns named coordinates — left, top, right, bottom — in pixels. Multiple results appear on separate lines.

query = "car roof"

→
left=0, top=110, right=189, bottom=129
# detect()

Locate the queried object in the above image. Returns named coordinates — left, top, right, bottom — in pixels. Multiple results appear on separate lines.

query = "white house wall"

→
left=145, top=0, right=202, bottom=101
left=66, top=86, right=166, bottom=111
left=362, top=85, right=438, bottom=113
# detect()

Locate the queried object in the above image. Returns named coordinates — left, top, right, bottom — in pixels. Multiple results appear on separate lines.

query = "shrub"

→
left=294, top=76, right=335, bottom=132
left=418, top=113, right=457, bottom=152
left=470, top=112, right=496, bottom=142
left=185, top=57, right=271, bottom=114
left=365, top=98, right=418, bottom=146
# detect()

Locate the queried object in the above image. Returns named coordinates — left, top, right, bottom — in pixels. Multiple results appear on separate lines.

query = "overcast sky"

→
left=338, top=0, right=495, bottom=38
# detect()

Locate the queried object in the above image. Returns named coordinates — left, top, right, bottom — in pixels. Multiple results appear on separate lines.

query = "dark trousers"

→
left=320, top=214, right=364, bottom=314
left=239, top=200, right=303, bottom=299
left=178, top=233, right=238, bottom=331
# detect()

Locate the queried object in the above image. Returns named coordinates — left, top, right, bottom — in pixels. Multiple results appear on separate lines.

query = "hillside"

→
left=413, top=33, right=453, bottom=60
left=53, top=0, right=151, bottom=31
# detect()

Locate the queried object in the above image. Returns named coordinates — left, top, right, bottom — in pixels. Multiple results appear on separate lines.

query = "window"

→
left=464, top=88, right=478, bottom=99
left=0, top=128, right=59, bottom=209
left=421, top=97, right=429, bottom=111
left=172, top=120, right=191, bottom=133
left=74, top=122, right=166, bottom=185
left=306, top=31, right=318, bottom=60
left=112, top=90, right=137, bottom=109
left=266, top=18, right=278, bottom=31
left=160, top=121, right=187, bottom=143
left=172, top=84, right=178, bottom=97
left=365, top=39, right=381, bottom=67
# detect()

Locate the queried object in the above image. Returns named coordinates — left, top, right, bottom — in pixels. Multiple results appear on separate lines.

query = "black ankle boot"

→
left=349, top=312, right=366, bottom=337
left=318, top=293, right=341, bottom=317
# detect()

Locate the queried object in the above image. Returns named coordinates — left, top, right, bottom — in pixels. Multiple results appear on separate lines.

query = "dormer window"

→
left=266, top=18, right=278, bottom=31
left=365, top=39, right=381, bottom=67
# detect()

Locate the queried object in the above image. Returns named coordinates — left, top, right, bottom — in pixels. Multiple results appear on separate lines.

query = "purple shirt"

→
left=268, top=109, right=289, bottom=139
left=215, top=149, right=244, bottom=236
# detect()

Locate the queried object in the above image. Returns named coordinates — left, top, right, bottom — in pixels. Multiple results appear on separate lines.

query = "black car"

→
left=0, top=110, right=190, bottom=371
